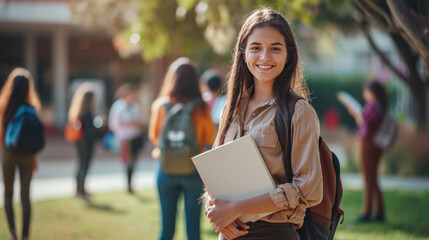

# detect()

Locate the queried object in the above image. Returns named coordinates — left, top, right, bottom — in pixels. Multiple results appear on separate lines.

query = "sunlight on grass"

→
left=0, top=189, right=428, bottom=240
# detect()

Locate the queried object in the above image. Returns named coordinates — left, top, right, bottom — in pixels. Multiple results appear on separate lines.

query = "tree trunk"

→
left=389, top=33, right=428, bottom=132
left=387, top=0, right=429, bottom=77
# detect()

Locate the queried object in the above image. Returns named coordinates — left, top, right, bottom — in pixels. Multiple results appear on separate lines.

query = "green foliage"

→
left=384, top=129, right=429, bottom=176
left=177, top=0, right=197, bottom=10
left=310, top=0, right=359, bottom=33
left=71, top=0, right=356, bottom=62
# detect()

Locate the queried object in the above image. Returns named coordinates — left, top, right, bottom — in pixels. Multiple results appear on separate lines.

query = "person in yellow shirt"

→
left=149, top=57, right=216, bottom=240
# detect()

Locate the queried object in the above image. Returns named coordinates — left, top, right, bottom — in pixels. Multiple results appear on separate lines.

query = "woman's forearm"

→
left=207, top=192, right=284, bottom=231
left=233, top=193, right=283, bottom=217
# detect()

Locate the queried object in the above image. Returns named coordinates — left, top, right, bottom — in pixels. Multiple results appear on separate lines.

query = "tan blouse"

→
left=214, top=91, right=323, bottom=228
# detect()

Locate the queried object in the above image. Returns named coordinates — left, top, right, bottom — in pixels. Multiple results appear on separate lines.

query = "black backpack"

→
left=4, top=104, right=45, bottom=154
left=275, top=93, right=344, bottom=240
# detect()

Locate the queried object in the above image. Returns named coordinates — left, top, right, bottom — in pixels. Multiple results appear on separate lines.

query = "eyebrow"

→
left=249, top=42, right=284, bottom=46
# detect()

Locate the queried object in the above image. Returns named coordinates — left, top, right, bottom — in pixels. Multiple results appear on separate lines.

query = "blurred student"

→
left=0, top=67, right=43, bottom=240
left=204, top=8, right=323, bottom=239
left=108, top=84, right=144, bottom=193
left=149, top=57, right=215, bottom=240
left=200, top=69, right=226, bottom=128
left=67, top=83, right=99, bottom=201
left=349, top=80, right=388, bottom=223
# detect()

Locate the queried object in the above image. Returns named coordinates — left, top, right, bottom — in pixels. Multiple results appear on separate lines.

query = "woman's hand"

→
left=206, top=198, right=240, bottom=232
left=220, top=220, right=249, bottom=240
left=151, top=147, right=160, bottom=159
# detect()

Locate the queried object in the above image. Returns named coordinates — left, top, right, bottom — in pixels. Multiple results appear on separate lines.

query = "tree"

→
left=350, top=0, right=429, bottom=132
left=71, top=0, right=321, bottom=61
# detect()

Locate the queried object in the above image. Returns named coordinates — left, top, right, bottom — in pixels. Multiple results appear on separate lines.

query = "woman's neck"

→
left=251, top=82, right=273, bottom=103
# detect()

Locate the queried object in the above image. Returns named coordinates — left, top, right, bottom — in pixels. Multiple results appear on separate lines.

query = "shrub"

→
left=384, top=123, right=429, bottom=176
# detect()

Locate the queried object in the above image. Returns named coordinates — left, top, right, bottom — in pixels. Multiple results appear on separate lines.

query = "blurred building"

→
left=0, top=0, right=146, bottom=131
left=301, top=28, right=402, bottom=78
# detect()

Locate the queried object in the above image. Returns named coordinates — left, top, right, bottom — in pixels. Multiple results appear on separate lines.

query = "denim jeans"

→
left=156, top=163, right=204, bottom=240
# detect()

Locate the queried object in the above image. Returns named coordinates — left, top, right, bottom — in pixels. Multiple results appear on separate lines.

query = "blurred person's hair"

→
left=200, top=69, right=223, bottom=92
left=365, top=80, right=388, bottom=114
left=115, top=83, right=135, bottom=100
left=217, top=7, right=309, bottom=145
left=68, top=82, right=95, bottom=122
left=158, top=57, right=206, bottom=109
left=0, top=67, right=41, bottom=145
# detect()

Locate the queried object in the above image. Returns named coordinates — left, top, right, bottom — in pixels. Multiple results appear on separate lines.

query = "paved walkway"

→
left=1, top=136, right=429, bottom=205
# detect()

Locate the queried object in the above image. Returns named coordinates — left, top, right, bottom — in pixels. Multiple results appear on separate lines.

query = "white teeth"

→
left=258, top=65, right=273, bottom=69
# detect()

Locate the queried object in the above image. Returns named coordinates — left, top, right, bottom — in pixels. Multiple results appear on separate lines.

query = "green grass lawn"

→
left=1, top=189, right=428, bottom=240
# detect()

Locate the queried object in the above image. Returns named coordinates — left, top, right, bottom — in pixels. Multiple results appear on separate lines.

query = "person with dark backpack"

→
left=149, top=57, right=216, bottom=240
left=0, top=67, right=44, bottom=240
left=204, top=8, right=333, bottom=240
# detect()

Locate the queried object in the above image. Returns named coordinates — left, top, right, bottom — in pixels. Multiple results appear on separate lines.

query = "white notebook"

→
left=192, top=135, right=276, bottom=223
left=337, top=91, right=363, bottom=115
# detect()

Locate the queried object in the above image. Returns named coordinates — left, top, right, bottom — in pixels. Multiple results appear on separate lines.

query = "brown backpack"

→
left=275, top=93, right=344, bottom=240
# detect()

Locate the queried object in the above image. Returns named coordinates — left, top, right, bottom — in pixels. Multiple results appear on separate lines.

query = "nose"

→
left=260, top=50, right=271, bottom=60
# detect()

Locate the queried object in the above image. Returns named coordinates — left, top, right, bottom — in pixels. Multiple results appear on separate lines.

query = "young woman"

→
left=204, top=8, right=323, bottom=240
left=149, top=57, right=216, bottom=240
left=67, top=83, right=99, bottom=201
left=0, top=67, right=41, bottom=240
left=351, top=81, right=387, bottom=223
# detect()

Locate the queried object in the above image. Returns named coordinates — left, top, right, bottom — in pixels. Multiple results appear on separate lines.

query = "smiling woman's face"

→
left=244, top=26, right=287, bottom=87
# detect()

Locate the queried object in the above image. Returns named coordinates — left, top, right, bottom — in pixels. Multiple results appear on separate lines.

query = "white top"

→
left=108, top=99, right=143, bottom=141
left=211, top=95, right=226, bottom=125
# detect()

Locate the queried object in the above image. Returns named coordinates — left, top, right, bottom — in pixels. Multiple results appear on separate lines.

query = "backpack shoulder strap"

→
left=5, top=105, right=30, bottom=147
left=274, top=92, right=304, bottom=183
left=163, top=102, right=172, bottom=112
left=164, top=100, right=197, bottom=117
left=183, top=100, right=197, bottom=114
left=13, top=105, right=30, bottom=120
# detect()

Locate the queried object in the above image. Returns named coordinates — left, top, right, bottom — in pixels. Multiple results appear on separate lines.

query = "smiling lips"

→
left=256, top=64, right=274, bottom=70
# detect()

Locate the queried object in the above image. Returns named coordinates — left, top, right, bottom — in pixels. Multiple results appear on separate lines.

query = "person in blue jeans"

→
left=149, top=58, right=216, bottom=240
left=156, top=166, right=206, bottom=239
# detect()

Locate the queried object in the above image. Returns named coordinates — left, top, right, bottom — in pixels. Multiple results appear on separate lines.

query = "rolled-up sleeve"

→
left=269, top=101, right=323, bottom=222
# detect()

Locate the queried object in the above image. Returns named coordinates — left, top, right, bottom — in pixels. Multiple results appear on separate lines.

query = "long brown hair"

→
left=218, top=8, right=309, bottom=145
left=0, top=67, right=41, bottom=145
left=158, top=57, right=206, bottom=110
left=68, top=82, right=95, bottom=122
left=365, top=80, right=388, bottom=115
